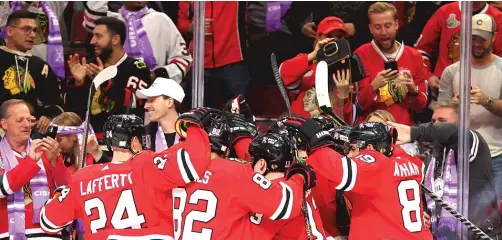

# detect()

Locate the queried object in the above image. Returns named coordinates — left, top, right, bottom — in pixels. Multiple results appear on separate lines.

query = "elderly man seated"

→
left=0, top=99, right=60, bottom=239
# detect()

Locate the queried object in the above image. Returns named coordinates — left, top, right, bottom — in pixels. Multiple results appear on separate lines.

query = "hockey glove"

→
left=285, top=163, right=317, bottom=191
left=175, top=107, right=221, bottom=138
left=225, top=112, right=257, bottom=145
left=281, top=117, right=335, bottom=154
left=223, top=94, right=256, bottom=123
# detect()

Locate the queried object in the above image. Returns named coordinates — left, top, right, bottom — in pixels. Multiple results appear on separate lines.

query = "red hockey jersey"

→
left=39, top=126, right=211, bottom=239
left=249, top=178, right=326, bottom=240
left=171, top=158, right=305, bottom=240
left=307, top=146, right=432, bottom=239
left=354, top=41, right=428, bottom=125
left=414, top=2, right=502, bottom=78
left=0, top=153, right=58, bottom=239
left=279, top=54, right=354, bottom=122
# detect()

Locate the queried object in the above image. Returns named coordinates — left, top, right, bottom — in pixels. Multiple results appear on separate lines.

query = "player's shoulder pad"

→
left=227, top=158, right=249, bottom=165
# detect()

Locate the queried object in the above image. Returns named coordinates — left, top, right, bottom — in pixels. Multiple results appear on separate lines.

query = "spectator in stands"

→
left=0, top=10, right=63, bottom=135
left=389, top=99, right=501, bottom=239
left=83, top=1, right=192, bottom=84
left=0, top=1, right=68, bottom=80
left=415, top=1, right=502, bottom=90
left=49, top=112, right=107, bottom=187
left=136, top=77, right=184, bottom=152
left=280, top=16, right=349, bottom=118
left=0, top=99, right=61, bottom=239
left=283, top=2, right=374, bottom=54
left=354, top=2, right=427, bottom=125
left=438, top=13, right=502, bottom=208
left=66, top=17, right=151, bottom=135
left=178, top=1, right=249, bottom=108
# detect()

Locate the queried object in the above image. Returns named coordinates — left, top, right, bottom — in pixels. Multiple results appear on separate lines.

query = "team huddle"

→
left=39, top=99, right=432, bottom=239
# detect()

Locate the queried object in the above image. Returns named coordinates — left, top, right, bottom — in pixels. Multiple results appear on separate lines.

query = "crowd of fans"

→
left=1, top=1, right=502, bottom=239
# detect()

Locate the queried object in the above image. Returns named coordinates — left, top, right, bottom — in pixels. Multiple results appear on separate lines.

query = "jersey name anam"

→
left=393, top=161, right=420, bottom=178
left=79, top=172, right=133, bottom=196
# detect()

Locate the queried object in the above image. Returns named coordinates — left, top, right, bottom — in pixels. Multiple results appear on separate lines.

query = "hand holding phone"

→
left=44, top=126, right=58, bottom=139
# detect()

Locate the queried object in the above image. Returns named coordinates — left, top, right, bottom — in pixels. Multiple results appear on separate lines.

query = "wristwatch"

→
left=485, top=97, right=493, bottom=108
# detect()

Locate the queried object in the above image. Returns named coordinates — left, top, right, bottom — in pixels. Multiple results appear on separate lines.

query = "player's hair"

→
left=368, top=2, right=398, bottom=20
left=433, top=100, right=459, bottom=114
left=0, top=99, right=33, bottom=119
left=366, top=109, right=396, bottom=123
left=94, top=17, right=126, bottom=46
left=6, top=10, right=36, bottom=27
left=53, top=112, right=84, bottom=172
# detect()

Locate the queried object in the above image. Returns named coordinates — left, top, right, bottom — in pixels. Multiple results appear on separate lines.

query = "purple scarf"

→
left=1, top=1, right=66, bottom=80
left=120, top=5, right=157, bottom=69
left=425, top=149, right=458, bottom=239
left=0, top=137, right=49, bottom=240
left=266, top=1, right=292, bottom=32
left=155, top=123, right=180, bottom=152
left=54, top=122, right=94, bottom=168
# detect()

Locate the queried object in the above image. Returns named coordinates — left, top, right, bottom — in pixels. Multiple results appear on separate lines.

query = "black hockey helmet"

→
left=267, top=118, right=307, bottom=151
left=311, top=115, right=338, bottom=133
left=204, top=110, right=231, bottom=156
left=332, top=125, right=352, bottom=155
left=104, top=114, right=144, bottom=153
left=249, top=132, right=294, bottom=173
left=348, top=122, right=397, bottom=157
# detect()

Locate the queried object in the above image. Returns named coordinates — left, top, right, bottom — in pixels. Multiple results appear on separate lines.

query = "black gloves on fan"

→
left=225, top=112, right=257, bottom=144
left=281, top=117, right=335, bottom=154
left=285, top=163, right=317, bottom=191
left=223, top=94, right=255, bottom=123
left=175, top=107, right=221, bottom=137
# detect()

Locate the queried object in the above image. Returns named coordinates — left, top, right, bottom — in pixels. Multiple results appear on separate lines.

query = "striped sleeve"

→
left=158, top=13, right=192, bottom=83
left=0, top=173, right=13, bottom=198
left=149, top=126, right=211, bottom=191
left=469, top=130, right=480, bottom=162
left=39, top=187, right=75, bottom=234
left=0, top=157, right=42, bottom=198
left=83, top=1, right=121, bottom=32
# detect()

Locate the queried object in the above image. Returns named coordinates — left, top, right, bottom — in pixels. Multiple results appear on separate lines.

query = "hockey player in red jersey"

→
left=247, top=132, right=327, bottom=240
left=280, top=117, right=432, bottom=239
left=171, top=111, right=316, bottom=240
left=39, top=108, right=218, bottom=239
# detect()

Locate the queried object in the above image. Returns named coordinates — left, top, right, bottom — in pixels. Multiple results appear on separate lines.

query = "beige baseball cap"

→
left=472, top=13, right=496, bottom=40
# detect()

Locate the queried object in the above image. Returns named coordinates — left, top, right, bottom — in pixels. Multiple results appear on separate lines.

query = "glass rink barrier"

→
left=191, top=2, right=501, bottom=239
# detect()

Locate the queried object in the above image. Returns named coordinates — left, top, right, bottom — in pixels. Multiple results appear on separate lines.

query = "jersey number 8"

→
left=398, top=180, right=423, bottom=232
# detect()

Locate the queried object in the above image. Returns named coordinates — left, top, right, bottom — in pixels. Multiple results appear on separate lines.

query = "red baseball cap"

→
left=317, top=16, right=346, bottom=35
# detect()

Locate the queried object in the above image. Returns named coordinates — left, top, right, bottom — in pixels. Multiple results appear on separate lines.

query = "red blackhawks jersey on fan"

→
left=307, top=146, right=432, bottom=239
left=40, top=127, right=211, bottom=239
left=248, top=178, right=327, bottom=240
left=171, top=158, right=305, bottom=240
left=415, top=2, right=502, bottom=78
left=354, top=41, right=428, bottom=125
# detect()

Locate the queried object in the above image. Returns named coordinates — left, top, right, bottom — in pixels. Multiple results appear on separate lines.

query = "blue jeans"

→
left=204, top=61, right=249, bottom=108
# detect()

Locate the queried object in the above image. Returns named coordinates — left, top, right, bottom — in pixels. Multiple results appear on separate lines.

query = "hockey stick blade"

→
left=271, top=53, right=292, bottom=117
left=92, top=65, right=118, bottom=90
left=421, top=185, right=492, bottom=239
left=81, top=65, right=118, bottom=168
left=315, top=61, right=348, bottom=126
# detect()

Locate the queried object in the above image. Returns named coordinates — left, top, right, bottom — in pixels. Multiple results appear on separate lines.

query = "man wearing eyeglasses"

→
left=0, top=10, right=63, bottom=137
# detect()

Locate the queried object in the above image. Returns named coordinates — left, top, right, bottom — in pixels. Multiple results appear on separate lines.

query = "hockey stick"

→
left=80, top=65, right=118, bottom=169
left=314, top=61, right=348, bottom=127
left=270, top=53, right=313, bottom=240
left=421, top=185, right=493, bottom=240
left=271, top=53, right=292, bottom=116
